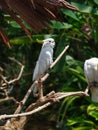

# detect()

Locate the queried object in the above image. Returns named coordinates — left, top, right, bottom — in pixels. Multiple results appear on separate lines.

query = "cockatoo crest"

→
left=43, top=38, right=55, bottom=49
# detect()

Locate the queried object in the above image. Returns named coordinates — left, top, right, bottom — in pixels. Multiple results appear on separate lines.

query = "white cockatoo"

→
left=32, top=38, right=55, bottom=94
left=84, top=57, right=98, bottom=102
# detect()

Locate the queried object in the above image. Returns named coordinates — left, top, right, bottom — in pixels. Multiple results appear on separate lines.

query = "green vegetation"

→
left=0, top=0, right=98, bottom=129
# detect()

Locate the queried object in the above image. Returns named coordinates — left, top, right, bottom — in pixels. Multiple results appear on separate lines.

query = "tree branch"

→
left=0, top=91, right=88, bottom=120
left=0, top=96, right=19, bottom=104
left=2, top=57, right=24, bottom=87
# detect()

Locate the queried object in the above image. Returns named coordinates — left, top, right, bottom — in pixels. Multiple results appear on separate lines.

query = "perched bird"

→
left=32, top=38, right=55, bottom=95
left=84, top=57, right=98, bottom=102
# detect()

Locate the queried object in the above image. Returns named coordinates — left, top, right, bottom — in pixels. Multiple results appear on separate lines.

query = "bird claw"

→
left=46, top=91, right=59, bottom=102
left=49, top=96, right=59, bottom=102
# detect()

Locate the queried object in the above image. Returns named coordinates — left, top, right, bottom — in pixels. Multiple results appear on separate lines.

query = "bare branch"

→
left=0, top=74, right=8, bottom=85
left=51, top=45, right=69, bottom=68
left=8, top=57, right=23, bottom=66
left=2, top=58, right=24, bottom=87
left=0, top=96, right=19, bottom=104
left=0, top=91, right=88, bottom=120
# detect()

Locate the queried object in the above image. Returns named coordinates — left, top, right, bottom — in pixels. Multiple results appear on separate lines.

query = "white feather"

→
left=32, top=38, right=55, bottom=94
left=84, top=57, right=98, bottom=102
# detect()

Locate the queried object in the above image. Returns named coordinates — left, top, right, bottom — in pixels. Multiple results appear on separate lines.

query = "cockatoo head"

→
left=43, top=38, right=55, bottom=48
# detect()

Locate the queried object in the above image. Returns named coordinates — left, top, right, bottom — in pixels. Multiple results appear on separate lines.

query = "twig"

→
left=0, top=74, right=8, bottom=85
left=0, top=91, right=88, bottom=120
left=0, top=96, right=19, bottom=104
left=51, top=45, right=69, bottom=69
left=31, top=0, right=36, bottom=9
left=2, top=59, right=24, bottom=87
left=8, top=57, right=23, bottom=66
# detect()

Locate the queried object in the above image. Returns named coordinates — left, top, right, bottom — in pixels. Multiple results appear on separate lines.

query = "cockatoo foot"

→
left=49, top=96, right=59, bottom=102
left=46, top=91, right=59, bottom=102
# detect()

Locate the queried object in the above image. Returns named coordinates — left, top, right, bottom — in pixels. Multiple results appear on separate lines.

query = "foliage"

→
left=0, top=0, right=98, bottom=129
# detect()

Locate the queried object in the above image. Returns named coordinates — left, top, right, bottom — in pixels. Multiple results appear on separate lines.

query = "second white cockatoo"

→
left=84, top=57, right=98, bottom=102
left=32, top=38, right=55, bottom=95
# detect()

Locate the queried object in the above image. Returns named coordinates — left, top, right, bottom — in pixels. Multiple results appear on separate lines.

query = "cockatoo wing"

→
left=84, top=58, right=98, bottom=83
left=38, top=47, right=53, bottom=75
left=33, top=61, right=40, bottom=81
left=84, top=57, right=98, bottom=102
left=84, top=60, right=95, bottom=83
left=32, top=38, right=55, bottom=95
left=33, top=43, right=53, bottom=81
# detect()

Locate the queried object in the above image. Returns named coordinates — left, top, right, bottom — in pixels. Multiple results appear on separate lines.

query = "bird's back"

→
left=84, top=58, right=98, bottom=83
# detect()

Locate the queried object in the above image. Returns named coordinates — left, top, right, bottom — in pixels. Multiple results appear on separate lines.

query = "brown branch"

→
left=0, top=27, right=11, bottom=48
left=0, top=91, right=88, bottom=120
left=0, top=96, right=19, bottom=104
left=0, top=74, right=8, bottom=85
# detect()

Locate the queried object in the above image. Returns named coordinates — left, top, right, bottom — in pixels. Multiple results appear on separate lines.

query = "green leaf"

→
left=62, top=9, right=79, bottom=21
left=87, top=104, right=98, bottom=120
left=10, top=36, right=32, bottom=44
left=10, top=34, right=57, bottom=45
left=67, top=68, right=86, bottom=82
left=94, top=0, right=98, bottom=5
left=51, top=20, right=72, bottom=29
left=10, top=21, right=21, bottom=28
left=72, top=126, right=94, bottom=130
left=71, top=2, right=93, bottom=13
left=68, top=118, right=94, bottom=126
left=66, top=55, right=76, bottom=66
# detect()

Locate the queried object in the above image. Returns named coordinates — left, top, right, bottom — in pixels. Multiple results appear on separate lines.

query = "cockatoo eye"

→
left=49, top=40, right=52, bottom=43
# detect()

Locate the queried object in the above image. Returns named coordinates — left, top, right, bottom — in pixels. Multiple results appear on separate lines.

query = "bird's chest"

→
left=40, top=47, right=53, bottom=60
